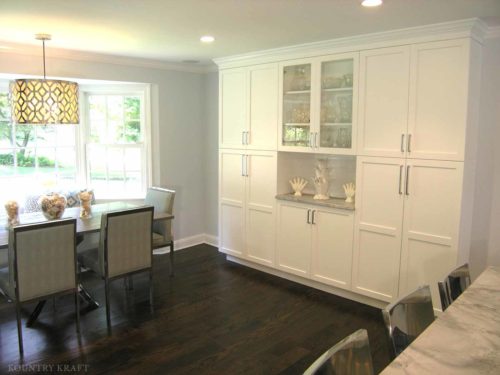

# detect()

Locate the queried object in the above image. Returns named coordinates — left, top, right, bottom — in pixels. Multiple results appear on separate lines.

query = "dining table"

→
left=380, top=266, right=500, bottom=374
left=0, top=201, right=174, bottom=325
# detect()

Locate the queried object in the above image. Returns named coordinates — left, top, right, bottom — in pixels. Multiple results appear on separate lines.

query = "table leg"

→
left=79, top=284, right=99, bottom=310
left=26, top=300, right=46, bottom=327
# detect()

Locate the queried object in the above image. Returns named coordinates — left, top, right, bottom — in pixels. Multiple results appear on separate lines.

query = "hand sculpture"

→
left=5, top=200, right=19, bottom=227
left=343, top=182, right=356, bottom=203
left=289, top=177, right=308, bottom=196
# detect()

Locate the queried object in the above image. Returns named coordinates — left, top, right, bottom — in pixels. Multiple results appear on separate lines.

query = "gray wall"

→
left=0, top=51, right=206, bottom=241
left=203, top=72, right=219, bottom=237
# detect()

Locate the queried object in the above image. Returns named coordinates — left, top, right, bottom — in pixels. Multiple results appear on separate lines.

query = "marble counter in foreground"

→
left=275, top=193, right=354, bottom=210
left=381, top=266, right=500, bottom=375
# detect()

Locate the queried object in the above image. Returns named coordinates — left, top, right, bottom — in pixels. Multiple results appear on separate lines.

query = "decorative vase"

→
left=5, top=200, right=19, bottom=227
left=39, top=193, right=67, bottom=220
left=313, top=159, right=330, bottom=200
left=78, top=190, right=93, bottom=218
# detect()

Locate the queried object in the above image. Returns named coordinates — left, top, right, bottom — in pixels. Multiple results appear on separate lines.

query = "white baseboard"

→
left=153, top=233, right=218, bottom=255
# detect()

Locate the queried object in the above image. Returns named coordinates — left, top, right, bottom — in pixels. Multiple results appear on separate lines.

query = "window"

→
left=0, top=83, right=151, bottom=201
left=85, top=93, right=147, bottom=198
left=0, top=93, right=77, bottom=198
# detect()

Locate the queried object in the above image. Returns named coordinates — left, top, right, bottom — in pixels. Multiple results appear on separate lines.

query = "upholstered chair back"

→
left=99, top=206, right=153, bottom=278
left=145, top=187, right=175, bottom=244
left=10, top=219, right=77, bottom=302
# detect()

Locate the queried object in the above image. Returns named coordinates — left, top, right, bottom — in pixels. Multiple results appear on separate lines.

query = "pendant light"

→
left=10, top=34, right=79, bottom=125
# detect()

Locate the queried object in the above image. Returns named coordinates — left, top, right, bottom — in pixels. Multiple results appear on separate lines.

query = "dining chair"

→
left=0, top=219, right=79, bottom=355
left=144, top=187, right=175, bottom=275
left=78, top=206, right=154, bottom=331
left=382, top=285, right=435, bottom=359
left=303, top=329, right=374, bottom=375
left=438, top=263, right=471, bottom=311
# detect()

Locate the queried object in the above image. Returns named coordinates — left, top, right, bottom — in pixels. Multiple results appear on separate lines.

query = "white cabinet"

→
left=357, top=46, right=410, bottom=157
left=219, top=65, right=278, bottom=150
left=219, top=150, right=277, bottom=265
left=352, top=157, right=405, bottom=302
left=357, top=39, right=471, bottom=161
left=353, top=156, right=464, bottom=305
left=220, top=69, right=247, bottom=149
left=279, top=53, right=358, bottom=155
left=407, top=40, right=469, bottom=161
left=277, top=201, right=354, bottom=289
left=399, top=159, right=463, bottom=307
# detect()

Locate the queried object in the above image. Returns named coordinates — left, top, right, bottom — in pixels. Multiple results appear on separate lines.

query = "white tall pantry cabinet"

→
left=217, top=20, right=483, bottom=310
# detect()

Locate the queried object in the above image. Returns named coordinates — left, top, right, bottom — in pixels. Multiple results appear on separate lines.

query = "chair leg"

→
left=149, top=270, right=154, bottom=315
left=169, top=242, right=174, bottom=276
left=104, top=279, right=111, bottom=332
left=16, top=301, right=23, bottom=356
left=75, top=290, right=81, bottom=334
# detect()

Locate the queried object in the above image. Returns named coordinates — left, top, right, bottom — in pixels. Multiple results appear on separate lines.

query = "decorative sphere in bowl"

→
left=39, top=193, right=67, bottom=220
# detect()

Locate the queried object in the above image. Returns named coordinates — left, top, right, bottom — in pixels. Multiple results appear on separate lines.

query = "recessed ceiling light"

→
left=362, top=0, right=383, bottom=7
left=200, top=35, right=215, bottom=43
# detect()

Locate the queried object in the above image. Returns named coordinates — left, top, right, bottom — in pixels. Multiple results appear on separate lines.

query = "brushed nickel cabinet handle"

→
left=307, top=209, right=311, bottom=224
left=242, top=131, right=245, bottom=145
left=407, top=134, right=412, bottom=153
left=311, top=210, right=316, bottom=224
left=245, top=155, right=249, bottom=177
left=405, top=165, right=410, bottom=195
left=401, top=134, right=405, bottom=152
left=399, top=165, right=403, bottom=195
left=241, top=155, right=245, bottom=176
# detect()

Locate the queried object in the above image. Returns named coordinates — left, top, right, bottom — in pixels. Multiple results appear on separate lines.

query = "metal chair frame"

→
left=303, top=329, right=374, bottom=375
left=438, top=263, right=471, bottom=311
left=7, top=219, right=80, bottom=355
left=382, top=285, right=435, bottom=359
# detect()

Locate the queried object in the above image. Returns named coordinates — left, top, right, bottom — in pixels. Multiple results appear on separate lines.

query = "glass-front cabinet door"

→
left=280, top=61, right=313, bottom=150
left=318, top=54, right=358, bottom=154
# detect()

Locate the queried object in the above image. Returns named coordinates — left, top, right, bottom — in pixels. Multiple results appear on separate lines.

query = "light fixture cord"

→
left=42, top=38, right=46, bottom=79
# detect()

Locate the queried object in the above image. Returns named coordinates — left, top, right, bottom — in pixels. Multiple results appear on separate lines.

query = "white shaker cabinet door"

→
left=220, top=68, right=247, bottom=149
left=352, top=157, right=405, bottom=302
left=357, top=46, right=410, bottom=157
left=277, top=203, right=311, bottom=277
left=311, top=208, right=354, bottom=290
left=407, top=39, right=469, bottom=161
left=245, top=151, right=277, bottom=266
left=399, top=159, right=463, bottom=308
left=248, top=65, right=278, bottom=151
left=219, top=150, right=246, bottom=257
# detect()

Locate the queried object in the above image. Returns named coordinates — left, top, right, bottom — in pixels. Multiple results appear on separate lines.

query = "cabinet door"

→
left=220, top=68, right=247, bottom=149
left=407, top=39, right=469, bottom=161
left=352, top=157, right=405, bottom=302
left=317, top=53, right=358, bottom=155
left=357, top=46, right=410, bottom=157
left=399, top=159, right=463, bottom=308
left=246, top=151, right=277, bottom=266
left=219, top=150, right=246, bottom=257
left=278, top=60, right=316, bottom=153
left=311, top=209, right=354, bottom=290
left=277, top=203, right=311, bottom=276
left=248, top=64, right=278, bottom=151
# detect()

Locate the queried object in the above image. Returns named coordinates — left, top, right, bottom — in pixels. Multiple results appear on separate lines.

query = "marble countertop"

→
left=275, top=193, right=354, bottom=210
left=380, top=266, right=500, bottom=375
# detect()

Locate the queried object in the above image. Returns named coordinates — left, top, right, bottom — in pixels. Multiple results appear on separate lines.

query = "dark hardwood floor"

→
left=0, top=244, right=391, bottom=374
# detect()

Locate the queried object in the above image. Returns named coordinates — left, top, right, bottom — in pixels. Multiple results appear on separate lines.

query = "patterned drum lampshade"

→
left=9, top=33, right=79, bottom=125
left=10, top=79, right=79, bottom=124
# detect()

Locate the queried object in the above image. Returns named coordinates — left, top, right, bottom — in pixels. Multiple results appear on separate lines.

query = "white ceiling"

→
left=0, top=0, right=499, bottom=66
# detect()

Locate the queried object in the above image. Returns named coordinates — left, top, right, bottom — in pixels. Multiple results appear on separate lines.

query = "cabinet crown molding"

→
left=214, top=18, right=489, bottom=69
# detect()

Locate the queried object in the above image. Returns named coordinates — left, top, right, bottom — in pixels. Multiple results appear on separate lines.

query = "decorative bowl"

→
left=39, top=193, right=67, bottom=220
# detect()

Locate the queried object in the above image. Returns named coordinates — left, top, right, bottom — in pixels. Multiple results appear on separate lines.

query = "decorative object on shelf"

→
left=39, top=193, right=67, bottom=220
left=4, top=200, right=19, bottom=227
left=289, top=177, right=308, bottom=196
left=78, top=190, right=93, bottom=218
left=10, top=34, right=79, bottom=125
left=313, top=159, right=330, bottom=200
left=343, top=183, right=356, bottom=203
left=292, top=66, right=310, bottom=91
left=343, top=73, right=353, bottom=87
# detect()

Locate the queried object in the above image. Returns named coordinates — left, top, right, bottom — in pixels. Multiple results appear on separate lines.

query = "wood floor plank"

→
left=0, top=244, right=391, bottom=374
